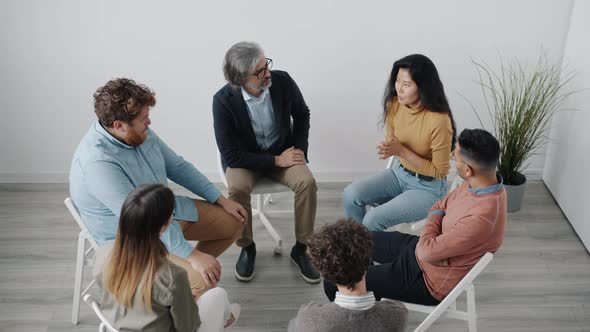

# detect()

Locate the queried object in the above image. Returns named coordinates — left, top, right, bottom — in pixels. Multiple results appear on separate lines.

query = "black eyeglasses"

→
left=252, top=58, right=273, bottom=79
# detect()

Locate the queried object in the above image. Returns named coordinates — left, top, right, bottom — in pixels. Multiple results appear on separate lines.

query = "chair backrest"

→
left=414, top=252, right=494, bottom=331
left=385, top=155, right=397, bottom=169
left=216, top=149, right=229, bottom=188
left=83, top=294, right=119, bottom=332
left=65, top=197, right=99, bottom=249
left=457, top=252, right=493, bottom=290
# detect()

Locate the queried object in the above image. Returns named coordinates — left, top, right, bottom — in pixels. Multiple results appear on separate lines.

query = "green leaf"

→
left=466, top=52, right=575, bottom=185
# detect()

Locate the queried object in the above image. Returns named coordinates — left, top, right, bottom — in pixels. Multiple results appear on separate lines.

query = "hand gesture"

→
left=377, top=136, right=406, bottom=160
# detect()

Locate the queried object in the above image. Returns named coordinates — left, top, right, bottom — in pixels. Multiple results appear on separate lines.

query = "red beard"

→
left=126, top=129, right=147, bottom=146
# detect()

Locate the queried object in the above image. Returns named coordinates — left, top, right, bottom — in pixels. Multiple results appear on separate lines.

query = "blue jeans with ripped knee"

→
left=343, top=165, right=447, bottom=231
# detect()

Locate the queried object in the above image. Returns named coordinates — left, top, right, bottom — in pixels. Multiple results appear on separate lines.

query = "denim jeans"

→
left=343, top=165, right=447, bottom=231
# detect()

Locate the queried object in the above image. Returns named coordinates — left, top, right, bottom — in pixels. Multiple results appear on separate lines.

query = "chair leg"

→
left=256, top=194, right=263, bottom=213
left=255, top=194, right=283, bottom=255
left=72, top=233, right=86, bottom=325
left=99, top=322, right=106, bottom=332
left=467, top=285, right=477, bottom=332
left=449, top=299, right=457, bottom=311
left=264, top=193, right=273, bottom=206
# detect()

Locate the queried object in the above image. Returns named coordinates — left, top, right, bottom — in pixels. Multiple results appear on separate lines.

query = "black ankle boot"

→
left=290, top=241, right=321, bottom=284
left=235, top=242, right=256, bottom=281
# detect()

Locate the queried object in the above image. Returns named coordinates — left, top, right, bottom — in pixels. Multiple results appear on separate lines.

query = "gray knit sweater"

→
left=293, top=300, right=407, bottom=332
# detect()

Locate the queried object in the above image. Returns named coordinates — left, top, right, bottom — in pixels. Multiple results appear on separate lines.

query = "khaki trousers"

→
left=225, top=164, right=317, bottom=247
left=168, top=199, right=243, bottom=298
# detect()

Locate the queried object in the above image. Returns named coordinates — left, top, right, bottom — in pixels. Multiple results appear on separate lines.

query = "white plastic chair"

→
left=216, top=150, right=291, bottom=255
left=385, top=156, right=464, bottom=234
left=65, top=197, right=99, bottom=325
left=83, top=294, right=119, bottom=332
left=402, top=252, right=494, bottom=332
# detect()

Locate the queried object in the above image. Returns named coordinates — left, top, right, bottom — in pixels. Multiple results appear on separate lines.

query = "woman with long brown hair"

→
left=343, top=54, right=456, bottom=231
left=93, top=183, right=240, bottom=331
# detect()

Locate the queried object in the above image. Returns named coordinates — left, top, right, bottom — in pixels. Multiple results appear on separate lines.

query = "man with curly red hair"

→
left=70, top=78, right=247, bottom=299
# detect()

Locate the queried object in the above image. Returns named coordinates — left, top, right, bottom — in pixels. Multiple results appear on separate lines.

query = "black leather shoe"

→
left=290, top=242, right=321, bottom=284
left=235, top=242, right=256, bottom=281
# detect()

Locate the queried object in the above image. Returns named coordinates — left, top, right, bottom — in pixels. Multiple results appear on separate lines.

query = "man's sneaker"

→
left=290, top=242, right=321, bottom=284
left=235, top=242, right=256, bottom=281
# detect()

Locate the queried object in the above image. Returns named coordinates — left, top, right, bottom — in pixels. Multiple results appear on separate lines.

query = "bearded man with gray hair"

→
left=213, top=41, right=319, bottom=283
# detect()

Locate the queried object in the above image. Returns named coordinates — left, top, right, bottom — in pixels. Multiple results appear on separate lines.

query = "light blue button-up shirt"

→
left=69, top=121, right=222, bottom=258
left=241, top=87, right=280, bottom=150
left=468, top=175, right=504, bottom=195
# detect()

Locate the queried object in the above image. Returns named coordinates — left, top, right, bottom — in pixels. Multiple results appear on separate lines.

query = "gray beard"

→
left=245, top=79, right=272, bottom=93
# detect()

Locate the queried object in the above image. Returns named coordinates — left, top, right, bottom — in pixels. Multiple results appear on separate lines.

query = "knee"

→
left=293, top=174, right=317, bottom=193
left=214, top=208, right=245, bottom=240
left=186, top=270, right=213, bottom=298
left=342, top=183, right=360, bottom=206
left=228, top=180, right=253, bottom=198
left=220, top=210, right=244, bottom=239
left=363, top=209, right=388, bottom=232
left=231, top=222, right=245, bottom=240
left=202, top=286, right=228, bottom=300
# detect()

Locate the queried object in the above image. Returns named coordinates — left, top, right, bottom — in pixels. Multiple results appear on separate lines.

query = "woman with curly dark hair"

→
left=291, top=219, right=407, bottom=332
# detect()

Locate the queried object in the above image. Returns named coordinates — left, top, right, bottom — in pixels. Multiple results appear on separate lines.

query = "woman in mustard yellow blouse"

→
left=343, top=54, right=457, bottom=231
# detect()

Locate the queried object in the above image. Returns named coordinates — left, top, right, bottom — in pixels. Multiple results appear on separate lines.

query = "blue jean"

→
left=343, top=165, right=447, bottom=231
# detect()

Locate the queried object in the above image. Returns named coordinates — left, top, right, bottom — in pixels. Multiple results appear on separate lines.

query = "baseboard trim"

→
left=521, top=168, right=543, bottom=181
left=0, top=172, right=69, bottom=183
left=0, top=168, right=544, bottom=184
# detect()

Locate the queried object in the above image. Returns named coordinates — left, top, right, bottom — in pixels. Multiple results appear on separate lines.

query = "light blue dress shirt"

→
left=69, top=121, right=222, bottom=258
left=241, top=87, right=280, bottom=150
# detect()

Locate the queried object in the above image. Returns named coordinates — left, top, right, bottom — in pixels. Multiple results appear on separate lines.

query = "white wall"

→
left=543, top=0, right=590, bottom=251
left=0, top=0, right=573, bottom=182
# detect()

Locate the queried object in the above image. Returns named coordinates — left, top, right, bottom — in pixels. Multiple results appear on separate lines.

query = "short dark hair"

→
left=94, top=78, right=156, bottom=127
left=458, top=128, right=500, bottom=171
left=308, top=219, right=373, bottom=290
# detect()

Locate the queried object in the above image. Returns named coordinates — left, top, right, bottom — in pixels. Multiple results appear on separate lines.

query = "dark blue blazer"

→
left=213, top=70, right=310, bottom=171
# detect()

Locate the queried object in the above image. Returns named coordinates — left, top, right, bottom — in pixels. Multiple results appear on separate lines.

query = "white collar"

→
left=334, top=291, right=376, bottom=310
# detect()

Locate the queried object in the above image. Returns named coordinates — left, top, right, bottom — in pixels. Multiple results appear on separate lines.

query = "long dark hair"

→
left=382, top=54, right=457, bottom=150
left=104, top=183, right=175, bottom=311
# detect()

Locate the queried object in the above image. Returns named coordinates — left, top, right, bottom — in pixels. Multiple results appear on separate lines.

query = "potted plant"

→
left=466, top=54, right=575, bottom=212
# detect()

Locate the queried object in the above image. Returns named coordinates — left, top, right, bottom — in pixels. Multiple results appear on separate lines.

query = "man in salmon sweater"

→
left=324, top=128, right=507, bottom=305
